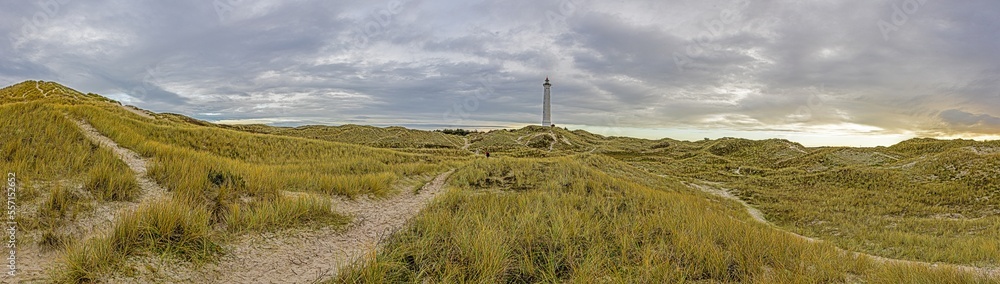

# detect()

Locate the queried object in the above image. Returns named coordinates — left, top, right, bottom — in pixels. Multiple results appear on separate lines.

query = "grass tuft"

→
left=226, top=195, right=347, bottom=233
left=83, top=160, right=139, bottom=201
left=56, top=200, right=220, bottom=283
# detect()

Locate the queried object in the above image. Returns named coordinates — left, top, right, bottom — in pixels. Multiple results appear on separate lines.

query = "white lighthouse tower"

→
left=542, top=77, right=552, bottom=126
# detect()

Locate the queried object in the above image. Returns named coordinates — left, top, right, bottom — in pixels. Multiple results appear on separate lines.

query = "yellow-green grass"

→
left=62, top=103, right=451, bottom=201
left=725, top=165, right=1000, bottom=267
left=56, top=200, right=220, bottom=283
left=57, top=190, right=347, bottom=281
left=8, top=81, right=998, bottom=282
left=226, top=195, right=349, bottom=233
left=83, top=154, right=140, bottom=201
left=212, top=99, right=685, bottom=158
left=223, top=124, right=467, bottom=150
left=3, top=81, right=458, bottom=281
left=0, top=100, right=139, bottom=250
left=40, top=184, right=76, bottom=219
left=336, top=155, right=993, bottom=283
left=617, top=138, right=1000, bottom=269
left=0, top=101, right=136, bottom=187
left=36, top=183, right=81, bottom=251
left=51, top=101, right=450, bottom=279
left=0, top=80, right=115, bottom=105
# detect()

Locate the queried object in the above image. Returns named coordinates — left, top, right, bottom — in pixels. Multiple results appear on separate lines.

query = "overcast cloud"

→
left=2, top=0, right=999, bottom=144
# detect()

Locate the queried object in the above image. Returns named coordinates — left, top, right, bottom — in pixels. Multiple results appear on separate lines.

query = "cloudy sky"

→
left=2, top=0, right=998, bottom=146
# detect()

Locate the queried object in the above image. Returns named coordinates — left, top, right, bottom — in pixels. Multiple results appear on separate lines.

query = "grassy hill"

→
left=604, top=134, right=1000, bottom=271
left=222, top=122, right=687, bottom=158
left=336, top=154, right=996, bottom=283
left=2, top=80, right=997, bottom=283
left=223, top=123, right=467, bottom=151
left=1, top=81, right=455, bottom=282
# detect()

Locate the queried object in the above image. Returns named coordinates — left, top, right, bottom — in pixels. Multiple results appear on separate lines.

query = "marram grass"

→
left=336, top=155, right=996, bottom=283
left=57, top=200, right=220, bottom=283
left=3, top=82, right=997, bottom=283
left=1, top=84, right=450, bottom=282
left=226, top=195, right=348, bottom=233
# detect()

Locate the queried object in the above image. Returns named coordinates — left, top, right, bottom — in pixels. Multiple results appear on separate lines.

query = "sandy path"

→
left=3, top=120, right=170, bottom=283
left=71, top=119, right=169, bottom=245
left=120, top=105, right=155, bottom=119
left=682, top=182, right=769, bottom=226
left=34, top=81, right=47, bottom=97
left=515, top=134, right=530, bottom=144
left=683, top=181, right=1000, bottom=278
left=74, top=119, right=168, bottom=204
left=74, top=116, right=454, bottom=282
left=122, top=170, right=454, bottom=283
left=514, top=132, right=559, bottom=152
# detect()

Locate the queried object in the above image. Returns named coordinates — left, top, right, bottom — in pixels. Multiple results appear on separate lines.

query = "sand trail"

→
left=112, top=170, right=454, bottom=283
left=684, top=181, right=999, bottom=279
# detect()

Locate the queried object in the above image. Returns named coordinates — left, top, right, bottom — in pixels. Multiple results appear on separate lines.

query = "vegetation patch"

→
left=226, top=195, right=348, bottom=233
left=3, top=82, right=997, bottom=282
left=337, top=155, right=991, bottom=283
left=57, top=200, right=220, bottom=283
left=83, top=158, right=140, bottom=201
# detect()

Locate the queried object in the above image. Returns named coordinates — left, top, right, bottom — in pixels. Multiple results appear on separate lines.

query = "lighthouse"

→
left=542, top=77, right=551, bottom=126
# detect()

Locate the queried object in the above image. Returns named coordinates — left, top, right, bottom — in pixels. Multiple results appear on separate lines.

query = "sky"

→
left=2, top=0, right=999, bottom=146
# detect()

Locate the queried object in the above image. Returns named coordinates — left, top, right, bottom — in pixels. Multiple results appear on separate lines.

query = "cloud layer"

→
left=2, top=0, right=998, bottom=143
